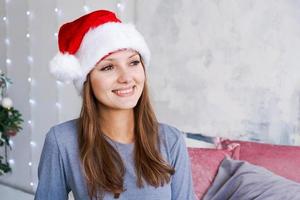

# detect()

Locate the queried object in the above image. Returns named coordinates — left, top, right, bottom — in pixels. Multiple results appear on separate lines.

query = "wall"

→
left=136, top=0, right=300, bottom=144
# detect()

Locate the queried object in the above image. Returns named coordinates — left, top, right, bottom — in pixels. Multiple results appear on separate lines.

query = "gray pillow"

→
left=203, top=157, right=300, bottom=200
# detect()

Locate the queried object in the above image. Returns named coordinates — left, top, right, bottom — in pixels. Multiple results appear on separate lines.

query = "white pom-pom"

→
left=2, top=97, right=13, bottom=109
left=49, top=52, right=82, bottom=82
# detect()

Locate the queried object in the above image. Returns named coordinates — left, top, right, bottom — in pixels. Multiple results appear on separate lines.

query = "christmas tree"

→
left=0, top=70, right=23, bottom=175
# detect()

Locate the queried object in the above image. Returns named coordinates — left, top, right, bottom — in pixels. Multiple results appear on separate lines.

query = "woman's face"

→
left=90, top=49, right=145, bottom=111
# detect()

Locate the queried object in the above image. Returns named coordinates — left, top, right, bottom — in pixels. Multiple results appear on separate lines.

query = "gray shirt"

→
left=34, top=119, right=196, bottom=200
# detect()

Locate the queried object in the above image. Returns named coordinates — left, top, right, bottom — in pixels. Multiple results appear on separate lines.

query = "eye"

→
left=130, top=60, right=140, bottom=66
left=100, top=65, right=114, bottom=71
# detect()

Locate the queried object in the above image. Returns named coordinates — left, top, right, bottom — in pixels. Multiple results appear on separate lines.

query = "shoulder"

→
left=158, top=122, right=185, bottom=150
left=45, top=118, right=79, bottom=152
left=51, top=118, right=78, bottom=135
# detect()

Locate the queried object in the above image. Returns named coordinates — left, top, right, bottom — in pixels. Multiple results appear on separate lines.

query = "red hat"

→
left=49, top=10, right=150, bottom=95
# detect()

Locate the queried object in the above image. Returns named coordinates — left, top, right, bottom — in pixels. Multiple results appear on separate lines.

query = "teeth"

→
left=114, top=87, right=133, bottom=95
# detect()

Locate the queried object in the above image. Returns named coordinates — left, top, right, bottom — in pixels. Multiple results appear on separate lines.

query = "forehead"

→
left=101, top=49, right=139, bottom=62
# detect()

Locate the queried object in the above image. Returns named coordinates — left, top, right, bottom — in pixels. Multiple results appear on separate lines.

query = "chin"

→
left=115, top=102, right=139, bottom=110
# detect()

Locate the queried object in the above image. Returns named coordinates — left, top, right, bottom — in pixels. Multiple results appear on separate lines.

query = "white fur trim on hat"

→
left=49, top=52, right=83, bottom=83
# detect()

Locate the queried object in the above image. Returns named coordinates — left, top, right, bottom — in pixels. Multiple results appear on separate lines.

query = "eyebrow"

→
left=103, top=53, right=139, bottom=61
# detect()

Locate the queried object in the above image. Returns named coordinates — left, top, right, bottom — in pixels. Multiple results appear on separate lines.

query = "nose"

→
left=117, top=67, right=133, bottom=84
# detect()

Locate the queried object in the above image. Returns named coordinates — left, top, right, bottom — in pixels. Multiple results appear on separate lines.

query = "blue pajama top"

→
left=34, top=119, right=196, bottom=200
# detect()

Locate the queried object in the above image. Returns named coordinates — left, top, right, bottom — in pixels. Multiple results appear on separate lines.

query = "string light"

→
left=9, top=140, right=13, bottom=147
left=54, top=5, right=62, bottom=123
left=116, top=0, right=126, bottom=13
left=2, top=0, right=36, bottom=189
left=116, top=0, right=126, bottom=19
left=83, top=5, right=90, bottom=13
left=5, top=38, right=10, bottom=45
left=29, top=99, right=35, bottom=105
left=26, top=7, right=36, bottom=189
left=2, top=0, right=17, bottom=175
left=27, top=55, right=33, bottom=63
left=117, top=3, right=123, bottom=11
left=6, top=58, right=11, bottom=64
left=30, top=141, right=36, bottom=147
left=56, top=80, right=63, bottom=86
left=8, top=159, right=15, bottom=165
left=55, top=102, right=61, bottom=109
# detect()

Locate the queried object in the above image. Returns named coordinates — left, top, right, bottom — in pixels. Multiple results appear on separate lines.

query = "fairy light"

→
left=9, top=140, right=13, bottom=147
left=8, top=159, right=15, bottom=165
left=83, top=5, right=90, bottom=13
left=2, top=0, right=37, bottom=188
left=116, top=3, right=122, bottom=10
left=30, top=141, right=36, bottom=147
left=116, top=0, right=126, bottom=13
left=27, top=55, right=33, bottom=63
left=55, top=102, right=61, bottom=109
left=5, top=38, right=10, bottom=45
left=56, top=80, right=63, bottom=86
left=53, top=5, right=62, bottom=123
left=29, top=98, right=35, bottom=105
left=6, top=58, right=11, bottom=65
left=26, top=7, right=36, bottom=188
left=2, top=0, right=17, bottom=173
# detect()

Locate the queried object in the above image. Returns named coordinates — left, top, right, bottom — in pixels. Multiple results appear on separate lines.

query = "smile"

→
left=112, top=86, right=135, bottom=97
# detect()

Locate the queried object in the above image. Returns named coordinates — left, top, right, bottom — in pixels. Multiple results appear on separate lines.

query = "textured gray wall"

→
left=136, top=0, right=300, bottom=145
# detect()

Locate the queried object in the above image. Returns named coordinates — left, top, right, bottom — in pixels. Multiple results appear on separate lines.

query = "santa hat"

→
left=49, top=10, right=150, bottom=95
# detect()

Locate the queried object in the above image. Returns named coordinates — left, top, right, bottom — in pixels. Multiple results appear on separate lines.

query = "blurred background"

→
left=1, top=0, right=300, bottom=199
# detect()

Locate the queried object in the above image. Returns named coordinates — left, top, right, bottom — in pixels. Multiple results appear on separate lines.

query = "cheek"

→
left=136, top=68, right=146, bottom=84
left=90, top=76, right=110, bottom=96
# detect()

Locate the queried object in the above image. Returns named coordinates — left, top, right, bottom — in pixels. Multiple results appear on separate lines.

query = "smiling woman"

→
left=34, top=10, right=195, bottom=200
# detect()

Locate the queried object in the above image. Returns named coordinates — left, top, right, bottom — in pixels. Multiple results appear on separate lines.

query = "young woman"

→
left=35, top=10, right=195, bottom=200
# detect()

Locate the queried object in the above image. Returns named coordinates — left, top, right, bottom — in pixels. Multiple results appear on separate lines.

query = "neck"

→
left=99, top=107, right=135, bottom=144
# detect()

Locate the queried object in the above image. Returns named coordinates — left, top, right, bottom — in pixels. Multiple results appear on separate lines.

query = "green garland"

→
left=0, top=72, right=23, bottom=175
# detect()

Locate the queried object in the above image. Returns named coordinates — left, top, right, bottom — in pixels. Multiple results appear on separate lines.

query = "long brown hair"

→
left=78, top=61, right=175, bottom=199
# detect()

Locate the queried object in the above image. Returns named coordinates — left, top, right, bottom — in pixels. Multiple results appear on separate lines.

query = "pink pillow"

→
left=188, top=147, right=239, bottom=199
left=221, top=139, right=300, bottom=183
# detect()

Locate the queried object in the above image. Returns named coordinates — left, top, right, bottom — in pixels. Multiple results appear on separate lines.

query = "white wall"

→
left=136, top=0, right=300, bottom=144
left=1, top=0, right=300, bottom=199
